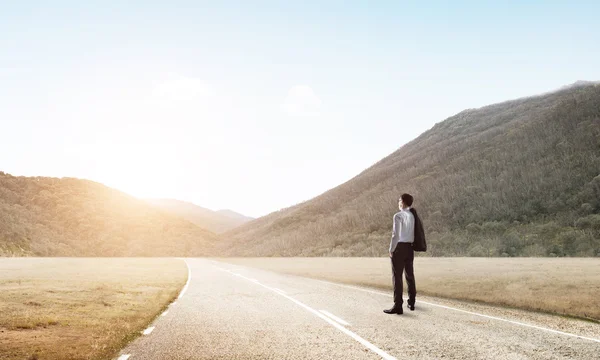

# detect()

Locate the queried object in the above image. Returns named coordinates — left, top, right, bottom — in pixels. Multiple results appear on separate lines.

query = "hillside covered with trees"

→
left=221, top=82, right=600, bottom=257
left=0, top=173, right=219, bottom=256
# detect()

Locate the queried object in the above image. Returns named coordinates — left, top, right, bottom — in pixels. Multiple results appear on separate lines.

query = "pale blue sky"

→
left=1, top=1, right=599, bottom=217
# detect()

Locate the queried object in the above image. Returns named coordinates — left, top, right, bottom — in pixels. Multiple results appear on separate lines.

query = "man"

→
left=384, top=193, right=416, bottom=315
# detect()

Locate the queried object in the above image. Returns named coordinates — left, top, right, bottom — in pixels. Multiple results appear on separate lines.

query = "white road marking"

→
left=273, top=288, right=286, bottom=294
left=142, top=326, right=155, bottom=335
left=115, top=262, right=189, bottom=358
left=210, top=261, right=600, bottom=344
left=178, top=258, right=192, bottom=299
left=312, top=278, right=600, bottom=344
left=215, top=267, right=396, bottom=360
left=320, top=310, right=351, bottom=326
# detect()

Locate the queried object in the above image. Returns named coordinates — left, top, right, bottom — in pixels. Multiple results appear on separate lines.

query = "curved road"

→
left=115, top=258, right=600, bottom=359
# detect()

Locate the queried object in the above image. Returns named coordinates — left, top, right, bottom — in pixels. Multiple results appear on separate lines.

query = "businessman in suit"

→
left=384, top=193, right=416, bottom=315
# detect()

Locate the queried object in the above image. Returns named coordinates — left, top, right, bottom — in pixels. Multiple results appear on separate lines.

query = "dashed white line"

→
left=216, top=267, right=396, bottom=360
left=312, top=278, right=600, bottom=344
left=142, top=326, right=155, bottom=335
left=319, top=310, right=351, bottom=326
left=211, top=261, right=600, bottom=344
left=117, top=355, right=130, bottom=360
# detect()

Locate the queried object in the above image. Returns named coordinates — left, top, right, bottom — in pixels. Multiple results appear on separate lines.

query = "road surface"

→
left=115, top=258, right=600, bottom=359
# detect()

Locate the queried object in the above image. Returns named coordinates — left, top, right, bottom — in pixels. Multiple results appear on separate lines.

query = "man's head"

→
left=399, top=193, right=414, bottom=209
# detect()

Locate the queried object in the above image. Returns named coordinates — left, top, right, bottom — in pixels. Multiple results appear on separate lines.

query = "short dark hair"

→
left=400, top=193, right=414, bottom=207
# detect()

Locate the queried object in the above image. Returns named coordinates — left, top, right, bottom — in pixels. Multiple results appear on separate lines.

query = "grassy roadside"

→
left=218, top=257, right=600, bottom=322
left=0, top=258, right=187, bottom=360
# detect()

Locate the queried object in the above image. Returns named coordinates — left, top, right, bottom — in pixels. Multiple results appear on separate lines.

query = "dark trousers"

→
left=391, top=243, right=416, bottom=305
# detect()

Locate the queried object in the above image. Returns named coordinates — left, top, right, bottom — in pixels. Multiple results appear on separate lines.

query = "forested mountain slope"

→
left=0, top=173, right=219, bottom=256
left=221, top=82, right=600, bottom=257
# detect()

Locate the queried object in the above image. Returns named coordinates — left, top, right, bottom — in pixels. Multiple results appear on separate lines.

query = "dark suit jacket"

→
left=409, top=208, right=427, bottom=252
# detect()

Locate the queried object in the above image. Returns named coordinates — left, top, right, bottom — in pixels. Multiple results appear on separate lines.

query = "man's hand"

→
left=389, top=251, right=393, bottom=258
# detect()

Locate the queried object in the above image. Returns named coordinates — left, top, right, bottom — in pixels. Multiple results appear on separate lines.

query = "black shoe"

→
left=408, top=301, right=415, bottom=311
left=383, top=306, right=403, bottom=314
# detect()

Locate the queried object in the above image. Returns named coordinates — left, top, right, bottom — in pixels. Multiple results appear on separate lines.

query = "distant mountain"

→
left=0, top=173, right=219, bottom=256
left=221, top=82, right=600, bottom=257
left=216, top=209, right=254, bottom=222
left=146, top=199, right=253, bottom=233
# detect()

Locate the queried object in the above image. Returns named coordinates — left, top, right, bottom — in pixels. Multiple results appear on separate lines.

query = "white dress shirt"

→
left=389, top=207, right=415, bottom=252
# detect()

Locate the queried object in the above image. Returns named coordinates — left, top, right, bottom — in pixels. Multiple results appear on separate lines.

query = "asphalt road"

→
left=116, top=258, right=600, bottom=359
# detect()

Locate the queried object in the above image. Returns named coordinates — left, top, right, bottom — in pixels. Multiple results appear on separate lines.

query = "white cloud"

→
left=152, top=74, right=213, bottom=102
left=281, top=85, right=322, bottom=116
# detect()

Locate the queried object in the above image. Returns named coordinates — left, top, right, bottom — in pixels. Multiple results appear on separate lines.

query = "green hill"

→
left=221, top=82, right=600, bottom=257
left=0, top=173, right=219, bottom=256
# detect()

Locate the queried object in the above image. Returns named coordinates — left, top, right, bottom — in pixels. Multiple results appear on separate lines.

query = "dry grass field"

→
left=0, top=258, right=187, bottom=360
left=219, top=257, right=600, bottom=321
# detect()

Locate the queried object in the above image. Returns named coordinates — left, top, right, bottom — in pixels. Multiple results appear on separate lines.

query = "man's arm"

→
left=389, top=213, right=401, bottom=256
